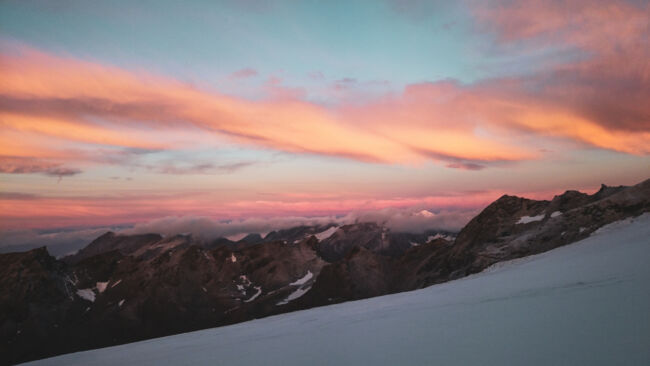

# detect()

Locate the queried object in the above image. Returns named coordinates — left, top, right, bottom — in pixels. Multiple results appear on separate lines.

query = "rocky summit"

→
left=1, top=178, right=648, bottom=365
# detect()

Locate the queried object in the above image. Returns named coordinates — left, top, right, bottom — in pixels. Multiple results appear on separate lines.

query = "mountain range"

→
left=1, top=178, right=649, bottom=365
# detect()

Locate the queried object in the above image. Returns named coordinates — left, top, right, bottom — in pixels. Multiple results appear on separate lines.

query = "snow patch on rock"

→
left=96, top=282, right=108, bottom=293
left=289, top=271, right=313, bottom=286
left=516, top=214, right=545, bottom=224
left=427, top=233, right=455, bottom=242
left=315, top=226, right=338, bottom=241
left=76, top=289, right=95, bottom=302
left=276, top=286, right=312, bottom=306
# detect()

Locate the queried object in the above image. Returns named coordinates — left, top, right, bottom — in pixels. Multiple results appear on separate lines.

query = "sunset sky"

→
left=1, top=0, right=649, bottom=244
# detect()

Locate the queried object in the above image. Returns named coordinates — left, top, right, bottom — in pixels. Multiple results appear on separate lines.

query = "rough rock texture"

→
left=316, top=222, right=448, bottom=261
left=415, top=179, right=650, bottom=284
left=63, top=232, right=163, bottom=264
left=1, top=238, right=326, bottom=365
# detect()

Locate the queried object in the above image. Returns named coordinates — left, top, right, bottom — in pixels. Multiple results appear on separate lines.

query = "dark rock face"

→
left=263, top=224, right=336, bottom=244
left=204, top=236, right=236, bottom=250
left=1, top=178, right=648, bottom=365
left=318, top=222, right=390, bottom=261
left=316, top=223, right=451, bottom=262
left=237, top=233, right=264, bottom=246
left=302, top=246, right=395, bottom=305
left=0, top=238, right=326, bottom=365
left=0, top=248, right=76, bottom=364
left=63, top=232, right=163, bottom=264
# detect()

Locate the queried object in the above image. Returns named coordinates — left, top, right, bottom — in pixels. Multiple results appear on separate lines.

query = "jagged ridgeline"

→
left=1, top=179, right=648, bottom=365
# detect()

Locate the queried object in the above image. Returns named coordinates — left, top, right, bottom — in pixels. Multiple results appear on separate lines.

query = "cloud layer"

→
left=123, top=207, right=477, bottom=239
left=1, top=1, right=647, bottom=175
left=0, top=206, right=477, bottom=256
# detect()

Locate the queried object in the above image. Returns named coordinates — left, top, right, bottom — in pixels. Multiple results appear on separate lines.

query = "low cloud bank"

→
left=343, top=207, right=478, bottom=233
left=124, top=206, right=478, bottom=239
left=0, top=206, right=479, bottom=256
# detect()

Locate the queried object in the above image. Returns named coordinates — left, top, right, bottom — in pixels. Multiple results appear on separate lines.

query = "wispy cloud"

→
left=0, top=0, right=647, bottom=178
left=0, top=156, right=82, bottom=177
left=0, top=188, right=505, bottom=230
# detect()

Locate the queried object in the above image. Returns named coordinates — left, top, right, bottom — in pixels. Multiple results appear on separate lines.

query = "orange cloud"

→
left=0, top=190, right=499, bottom=229
left=1, top=0, right=648, bottom=175
left=473, top=0, right=650, bottom=136
left=0, top=45, right=536, bottom=172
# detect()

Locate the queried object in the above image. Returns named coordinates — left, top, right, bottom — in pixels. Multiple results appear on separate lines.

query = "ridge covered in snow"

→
left=24, top=214, right=650, bottom=366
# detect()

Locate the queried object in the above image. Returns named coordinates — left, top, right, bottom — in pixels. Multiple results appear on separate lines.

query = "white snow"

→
left=427, top=233, right=454, bottom=242
left=243, top=286, right=262, bottom=303
left=96, top=282, right=108, bottom=294
left=409, top=241, right=420, bottom=247
left=580, top=227, right=587, bottom=233
left=516, top=214, right=545, bottom=224
left=289, top=271, right=313, bottom=286
left=550, top=211, right=562, bottom=218
left=276, top=286, right=312, bottom=306
left=230, top=253, right=237, bottom=263
left=314, top=226, right=338, bottom=241
left=76, top=289, right=95, bottom=303
left=118, top=300, right=125, bottom=307
left=110, top=280, right=122, bottom=288
left=22, top=213, right=650, bottom=366
left=418, top=210, right=435, bottom=218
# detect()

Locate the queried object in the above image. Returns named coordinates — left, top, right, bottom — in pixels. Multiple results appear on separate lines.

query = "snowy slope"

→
left=23, top=214, right=650, bottom=366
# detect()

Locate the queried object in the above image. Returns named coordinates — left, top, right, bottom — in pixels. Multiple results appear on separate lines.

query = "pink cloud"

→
left=0, top=186, right=573, bottom=230
left=0, top=0, right=648, bottom=178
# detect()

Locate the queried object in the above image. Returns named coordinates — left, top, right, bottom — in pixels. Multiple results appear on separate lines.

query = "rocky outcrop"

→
left=437, top=179, right=650, bottom=281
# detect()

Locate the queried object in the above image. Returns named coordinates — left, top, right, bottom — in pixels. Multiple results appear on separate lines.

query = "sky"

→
left=0, top=0, right=649, bottom=247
